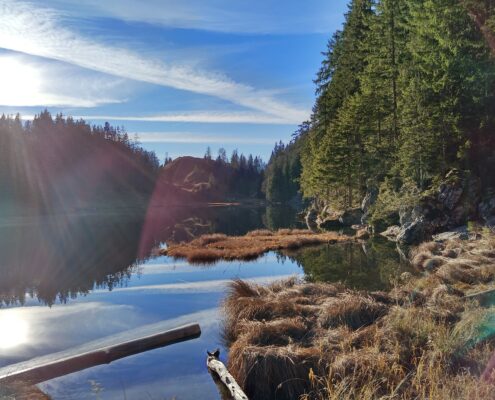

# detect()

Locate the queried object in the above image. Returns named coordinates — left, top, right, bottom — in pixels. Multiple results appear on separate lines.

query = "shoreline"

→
left=161, top=229, right=354, bottom=264
left=222, top=232, right=495, bottom=399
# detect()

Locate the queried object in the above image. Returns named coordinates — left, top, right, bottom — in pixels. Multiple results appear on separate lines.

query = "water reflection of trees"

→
left=282, top=239, right=413, bottom=291
left=0, top=205, right=303, bottom=306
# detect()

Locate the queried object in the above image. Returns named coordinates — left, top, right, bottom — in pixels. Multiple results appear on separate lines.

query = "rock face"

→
left=395, top=169, right=481, bottom=245
left=356, top=228, right=370, bottom=240
left=479, top=190, right=495, bottom=233
left=361, top=185, right=378, bottom=224
left=431, top=226, right=480, bottom=242
left=380, top=225, right=401, bottom=241
left=339, top=208, right=363, bottom=226
left=318, top=217, right=343, bottom=230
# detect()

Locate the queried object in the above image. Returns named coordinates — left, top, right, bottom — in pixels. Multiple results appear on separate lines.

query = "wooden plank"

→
left=0, top=323, right=201, bottom=385
left=207, top=349, right=248, bottom=400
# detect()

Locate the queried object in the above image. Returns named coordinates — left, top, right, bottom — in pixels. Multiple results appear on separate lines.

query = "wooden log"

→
left=0, top=323, right=201, bottom=385
left=464, top=288, right=495, bottom=306
left=207, top=349, right=248, bottom=400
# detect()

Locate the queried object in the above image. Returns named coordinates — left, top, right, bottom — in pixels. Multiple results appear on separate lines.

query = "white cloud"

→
left=101, top=274, right=301, bottom=294
left=0, top=54, right=128, bottom=107
left=0, top=0, right=309, bottom=122
left=47, top=0, right=344, bottom=35
left=133, top=132, right=275, bottom=145
left=78, top=111, right=294, bottom=125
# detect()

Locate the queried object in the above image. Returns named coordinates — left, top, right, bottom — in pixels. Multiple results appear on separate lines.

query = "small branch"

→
left=207, top=349, right=248, bottom=400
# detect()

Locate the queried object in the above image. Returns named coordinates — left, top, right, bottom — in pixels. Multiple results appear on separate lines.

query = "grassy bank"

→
left=162, top=229, right=353, bottom=264
left=223, top=234, right=495, bottom=399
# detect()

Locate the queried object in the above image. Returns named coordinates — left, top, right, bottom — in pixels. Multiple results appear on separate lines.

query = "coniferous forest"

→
left=264, top=0, right=495, bottom=229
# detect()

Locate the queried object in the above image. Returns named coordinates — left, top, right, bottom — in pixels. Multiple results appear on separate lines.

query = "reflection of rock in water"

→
left=283, top=238, right=414, bottom=291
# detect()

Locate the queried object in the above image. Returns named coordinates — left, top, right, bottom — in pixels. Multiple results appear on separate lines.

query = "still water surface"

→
left=0, top=206, right=411, bottom=399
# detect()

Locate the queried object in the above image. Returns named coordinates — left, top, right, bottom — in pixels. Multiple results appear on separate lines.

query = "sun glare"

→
left=0, top=312, right=29, bottom=350
left=0, top=57, right=41, bottom=106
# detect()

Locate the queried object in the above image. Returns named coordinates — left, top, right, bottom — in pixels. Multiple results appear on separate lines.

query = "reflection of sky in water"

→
left=0, top=253, right=302, bottom=399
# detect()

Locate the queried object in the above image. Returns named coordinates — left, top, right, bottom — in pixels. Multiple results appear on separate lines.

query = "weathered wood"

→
left=0, top=323, right=201, bottom=385
left=207, top=349, right=248, bottom=400
left=464, top=288, right=495, bottom=306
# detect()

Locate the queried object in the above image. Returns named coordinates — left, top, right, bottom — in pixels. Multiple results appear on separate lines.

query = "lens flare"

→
left=0, top=312, right=29, bottom=349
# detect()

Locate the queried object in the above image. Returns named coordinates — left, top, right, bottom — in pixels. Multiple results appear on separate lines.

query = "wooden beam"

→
left=0, top=323, right=201, bottom=385
left=207, top=349, right=248, bottom=400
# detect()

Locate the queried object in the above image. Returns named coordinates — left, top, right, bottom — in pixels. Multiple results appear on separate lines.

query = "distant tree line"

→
left=262, top=123, right=307, bottom=203
left=204, top=146, right=265, bottom=198
left=0, top=110, right=161, bottom=212
left=264, top=0, right=495, bottom=209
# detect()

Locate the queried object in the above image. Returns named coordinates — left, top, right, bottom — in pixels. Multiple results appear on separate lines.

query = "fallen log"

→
left=0, top=323, right=201, bottom=385
left=207, top=349, right=248, bottom=400
left=464, top=288, right=495, bottom=306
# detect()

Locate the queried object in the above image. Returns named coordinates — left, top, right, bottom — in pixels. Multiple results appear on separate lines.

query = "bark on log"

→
left=207, top=349, right=248, bottom=400
left=0, top=323, right=201, bottom=385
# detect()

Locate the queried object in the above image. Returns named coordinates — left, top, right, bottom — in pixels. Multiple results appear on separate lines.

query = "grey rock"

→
left=339, top=208, right=363, bottom=226
left=361, top=186, right=378, bottom=224
left=397, top=218, right=426, bottom=245
left=380, top=225, right=401, bottom=241
left=318, top=217, right=343, bottom=230
left=479, top=192, right=495, bottom=232
left=432, top=226, right=469, bottom=242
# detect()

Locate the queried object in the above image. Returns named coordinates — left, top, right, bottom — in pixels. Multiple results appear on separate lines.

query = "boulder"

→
left=380, top=225, right=401, bottom=241
left=479, top=191, right=495, bottom=233
left=395, top=170, right=481, bottom=244
left=397, top=218, right=426, bottom=245
left=318, top=217, right=343, bottom=230
left=339, top=208, right=363, bottom=226
left=432, top=226, right=470, bottom=242
left=356, top=228, right=370, bottom=240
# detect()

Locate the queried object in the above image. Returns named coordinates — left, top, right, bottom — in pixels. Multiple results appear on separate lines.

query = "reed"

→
left=162, top=229, right=351, bottom=264
left=223, top=234, right=495, bottom=400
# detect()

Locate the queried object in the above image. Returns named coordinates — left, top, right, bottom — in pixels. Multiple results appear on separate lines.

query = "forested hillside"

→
left=154, top=152, right=264, bottom=203
left=265, top=0, right=495, bottom=231
left=0, top=111, right=160, bottom=213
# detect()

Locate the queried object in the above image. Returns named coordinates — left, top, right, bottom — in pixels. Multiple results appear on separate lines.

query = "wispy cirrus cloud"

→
left=77, top=111, right=294, bottom=125
left=133, top=132, right=276, bottom=145
left=46, top=0, right=345, bottom=35
left=0, top=0, right=308, bottom=123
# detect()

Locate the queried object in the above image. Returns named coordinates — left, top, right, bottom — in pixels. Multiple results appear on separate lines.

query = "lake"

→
left=0, top=206, right=412, bottom=399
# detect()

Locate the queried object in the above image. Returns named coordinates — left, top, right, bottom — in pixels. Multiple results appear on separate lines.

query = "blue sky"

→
left=0, top=0, right=348, bottom=162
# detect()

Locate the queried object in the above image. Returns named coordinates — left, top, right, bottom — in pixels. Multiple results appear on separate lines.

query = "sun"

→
left=0, top=311, right=29, bottom=350
left=0, top=56, right=42, bottom=106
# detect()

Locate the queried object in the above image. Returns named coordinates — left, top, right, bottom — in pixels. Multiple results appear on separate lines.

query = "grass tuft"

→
left=223, top=233, right=495, bottom=399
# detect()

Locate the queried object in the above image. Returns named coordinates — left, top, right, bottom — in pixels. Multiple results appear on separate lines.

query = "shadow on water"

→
left=0, top=204, right=303, bottom=306
left=280, top=238, right=414, bottom=291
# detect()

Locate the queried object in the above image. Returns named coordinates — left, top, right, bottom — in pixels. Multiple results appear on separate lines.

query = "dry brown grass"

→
left=162, top=229, right=352, bottom=264
left=0, top=382, right=51, bottom=399
left=223, top=234, right=495, bottom=400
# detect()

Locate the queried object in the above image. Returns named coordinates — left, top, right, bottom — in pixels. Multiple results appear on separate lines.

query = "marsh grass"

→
left=162, top=229, right=351, bottom=264
left=0, top=382, right=51, bottom=399
left=224, top=234, right=495, bottom=399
